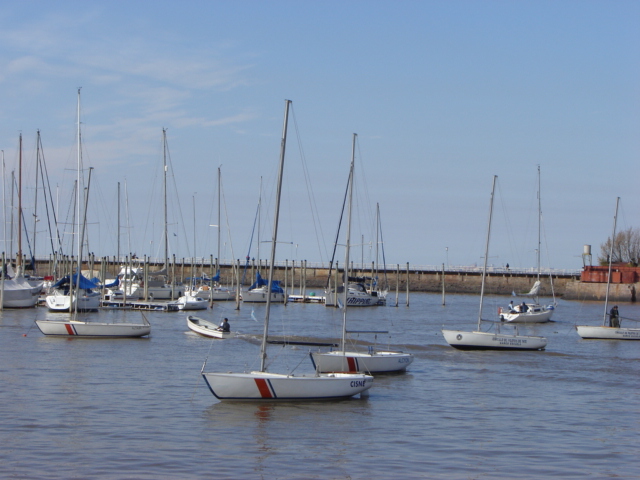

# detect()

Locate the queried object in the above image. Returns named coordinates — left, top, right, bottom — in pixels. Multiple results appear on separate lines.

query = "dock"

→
left=101, top=300, right=181, bottom=311
left=287, top=294, right=325, bottom=303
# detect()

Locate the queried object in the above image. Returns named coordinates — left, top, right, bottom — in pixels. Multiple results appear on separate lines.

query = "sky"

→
left=0, top=0, right=638, bottom=273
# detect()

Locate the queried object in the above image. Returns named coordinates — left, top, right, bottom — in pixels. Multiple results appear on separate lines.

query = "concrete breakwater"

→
left=33, top=257, right=637, bottom=302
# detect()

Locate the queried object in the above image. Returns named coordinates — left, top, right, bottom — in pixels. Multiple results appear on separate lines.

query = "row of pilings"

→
left=19, top=255, right=638, bottom=302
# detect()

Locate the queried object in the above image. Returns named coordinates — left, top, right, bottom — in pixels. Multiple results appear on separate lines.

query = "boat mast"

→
left=375, top=202, right=380, bottom=287
left=33, top=131, right=41, bottom=268
left=17, top=134, right=22, bottom=273
left=477, top=175, right=497, bottom=331
left=117, top=182, right=120, bottom=263
left=602, top=197, right=620, bottom=326
left=73, top=88, right=85, bottom=317
left=163, top=128, right=169, bottom=270
left=217, top=166, right=221, bottom=275
left=259, top=99, right=291, bottom=372
left=341, top=133, right=356, bottom=352
left=536, top=164, right=541, bottom=303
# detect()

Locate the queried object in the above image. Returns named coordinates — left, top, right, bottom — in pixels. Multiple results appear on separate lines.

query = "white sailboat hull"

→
left=146, top=283, right=182, bottom=300
left=35, top=320, right=151, bottom=337
left=208, top=287, right=235, bottom=301
left=499, top=305, right=554, bottom=323
left=1, top=278, right=42, bottom=308
left=576, top=325, right=640, bottom=340
left=324, top=290, right=380, bottom=307
left=442, top=329, right=547, bottom=350
left=241, top=287, right=285, bottom=303
left=187, top=316, right=231, bottom=339
left=310, top=350, right=413, bottom=373
left=201, top=371, right=373, bottom=401
left=45, top=291, right=101, bottom=312
left=175, top=295, right=208, bottom=310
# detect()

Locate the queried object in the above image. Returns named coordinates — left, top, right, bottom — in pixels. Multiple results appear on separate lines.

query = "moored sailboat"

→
left=201, top=100, right=373, bottom=400
left=35, top=89, right=150, bottom=338
left=499, top=166, right=555, bottom=323
left=576, top=197, right=640, bottom=340
left=310, top=134, right=413, bottom=373
left=1, top=134, right=43, bottom=308
left=442, top=175, right=547, bottom=351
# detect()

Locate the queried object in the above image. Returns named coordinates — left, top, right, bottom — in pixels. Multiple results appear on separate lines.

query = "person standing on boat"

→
left=218, top=318, right=230, bottom=332
left=609, top=306, right=620, bottom=328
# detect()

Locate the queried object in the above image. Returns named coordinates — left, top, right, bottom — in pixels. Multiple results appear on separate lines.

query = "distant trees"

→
left=598, top=227, right=640, bottom=266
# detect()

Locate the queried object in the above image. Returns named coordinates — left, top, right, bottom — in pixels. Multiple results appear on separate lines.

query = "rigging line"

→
left=289, top=105, right=329, bottom=264
left=220, top=175, right=236, bottom=271
left=140, top=133, right=163, bottom=260
left=241, top=201, right=260, bottom=285
left=354, top=138, right=375, bottom=234
left=539, top=212, right=557, bottom=301
left=36, top=134, right=64, bottom=259
left=168, top=152, right=190, bottom=259
left=325, top=164, right=352, bottom=289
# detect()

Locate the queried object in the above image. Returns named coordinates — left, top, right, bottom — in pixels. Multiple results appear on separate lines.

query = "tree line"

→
left=599, top=228, right=640, bottom=266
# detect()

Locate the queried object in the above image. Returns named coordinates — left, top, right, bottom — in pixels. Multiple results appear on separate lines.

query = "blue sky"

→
left=0, top=1, right=638, bottom=271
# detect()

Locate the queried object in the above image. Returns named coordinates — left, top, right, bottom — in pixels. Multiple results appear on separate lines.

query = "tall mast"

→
left=76, top=89, right=82, bottom=272
left=163, top=128, right=168, bottom=269
left=17, top=134, right=22, bottom=271
left=537, top=165, right=541, bottom=296
left=259, top=99, right=291, bottom=372
left=341, top=133, right=356, bottom=352
left=117, top=182, right=120, bottom=263
left=478, top=175, right=497, bottom=331
left=217, top=167, right=221, bottom=271
left=33, top=131, right=41, bottom=267
left=602, top=197, right=620, bottom=326
left=73, top=88, right=83, bottom=317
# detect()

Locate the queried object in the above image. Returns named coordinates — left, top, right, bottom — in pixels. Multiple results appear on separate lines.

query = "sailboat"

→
left=499, top=166, right=555, bottom=323
left=45, top=271, right=101, bottom=312
left=35, top=89, right=150, bottom=338
left=323, top=165, right=380, bottom=308
left=576, top=197, right=640, bottom=340
left=0, top=134, right=43, bottom=308
left=442, top=175, right=547, bottom=350
left=241, top=178, right=286, bottom=304
left=310, top=134, right=413, bottom=374
left=194, top=167, right=234, bottom=301
left=201, top=100, right=373, bottom=400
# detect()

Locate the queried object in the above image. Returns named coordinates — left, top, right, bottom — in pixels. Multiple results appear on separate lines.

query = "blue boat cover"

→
left=51, top=271, right=99, bottom=290
left=249, top=271, right=283, bottom=293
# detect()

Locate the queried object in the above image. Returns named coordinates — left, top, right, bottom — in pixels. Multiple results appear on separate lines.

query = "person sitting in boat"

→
left=609, top=306, right=620, bottom=328
left=217, top=318, right=230, bottom=332
left=508, top=300, right=515, bottom=313
left=521, top=302, right=528, bottom=313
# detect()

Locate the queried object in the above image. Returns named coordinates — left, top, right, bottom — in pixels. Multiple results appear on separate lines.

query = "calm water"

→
left=0, top=293, right=638, bottom=479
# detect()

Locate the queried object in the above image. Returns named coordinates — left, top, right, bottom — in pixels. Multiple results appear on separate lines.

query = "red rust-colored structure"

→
left=581, top=264, right=640, bottom=284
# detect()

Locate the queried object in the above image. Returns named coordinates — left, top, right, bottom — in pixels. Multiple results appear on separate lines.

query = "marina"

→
left=1, top=292, right=638, bottom=478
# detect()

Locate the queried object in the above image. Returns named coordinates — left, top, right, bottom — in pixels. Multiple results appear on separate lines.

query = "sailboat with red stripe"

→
left=201, top=101, right=373, bottom=401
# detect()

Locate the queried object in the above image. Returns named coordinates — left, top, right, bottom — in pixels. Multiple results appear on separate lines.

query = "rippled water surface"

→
left=1, top=293, right=638, bottom=479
